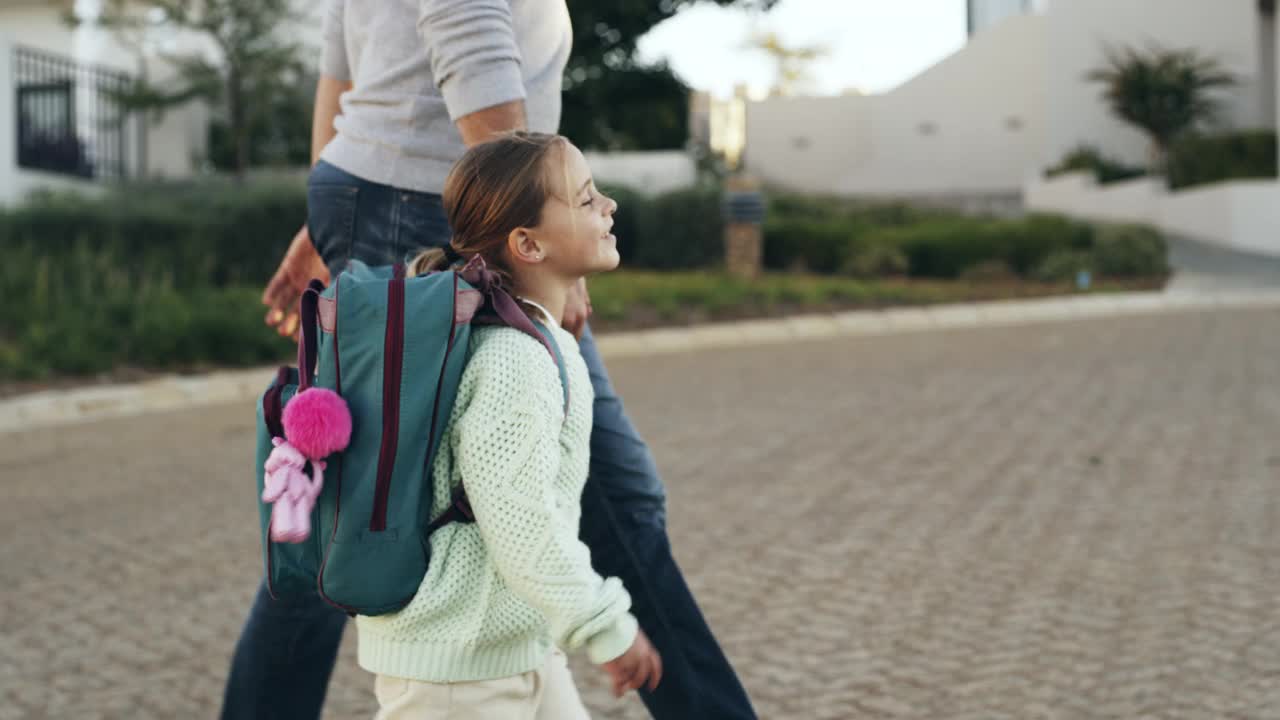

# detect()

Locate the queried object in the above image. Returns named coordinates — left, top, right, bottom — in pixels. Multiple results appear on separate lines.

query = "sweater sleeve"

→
left=319, top=0, right=350, bottom=81
left=454, top=334, right=637, bottom=664
left=417, top=0, right=527, bottom=121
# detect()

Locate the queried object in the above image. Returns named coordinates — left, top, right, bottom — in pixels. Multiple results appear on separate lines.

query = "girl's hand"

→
left=601, top=629, right=662, bottom=698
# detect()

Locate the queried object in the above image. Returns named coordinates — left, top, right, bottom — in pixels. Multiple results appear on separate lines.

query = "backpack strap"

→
left=426, top=485, right=475, bottom=532
left=262, top=366, right=293, bottom=439
left=530, top=320, right=570, bottom=415
left=296, top=278, right=327, bottom=391
left=428, top=271, right=574, bottom=533
left=458, top=256, right=570, bottom=414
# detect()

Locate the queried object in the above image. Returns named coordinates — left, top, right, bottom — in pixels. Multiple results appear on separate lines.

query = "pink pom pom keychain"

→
left=263, top=387, right=352, bottom=543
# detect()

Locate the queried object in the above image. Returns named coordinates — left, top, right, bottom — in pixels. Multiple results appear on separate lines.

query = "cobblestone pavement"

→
left=5, top=308, right=1280, bottom=719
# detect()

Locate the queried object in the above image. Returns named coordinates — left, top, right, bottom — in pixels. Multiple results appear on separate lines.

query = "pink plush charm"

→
left=262, top=388, right=352, bottom=544
left=263, top=438, right=325, bottom=543
left=283, top=387, right=352, bottom=459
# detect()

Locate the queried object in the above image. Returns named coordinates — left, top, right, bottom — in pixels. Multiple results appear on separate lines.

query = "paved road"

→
left=1166, top=235, right=1280, bottom=292
left=5, top=307, right=1280, bottom=719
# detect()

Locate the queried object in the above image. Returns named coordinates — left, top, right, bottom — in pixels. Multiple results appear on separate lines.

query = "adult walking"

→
left=219, top=1, right=756, bottom=718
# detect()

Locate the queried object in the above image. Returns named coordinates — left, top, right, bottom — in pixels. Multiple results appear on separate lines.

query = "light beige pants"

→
left=372, top=650, right=591, bottom=720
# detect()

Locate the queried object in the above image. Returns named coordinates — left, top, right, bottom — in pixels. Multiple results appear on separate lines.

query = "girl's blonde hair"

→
left=408, top=131, right=570, bottom=285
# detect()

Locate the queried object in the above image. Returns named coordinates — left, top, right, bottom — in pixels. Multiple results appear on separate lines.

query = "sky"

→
left=636, top=0, right=969, bottom=98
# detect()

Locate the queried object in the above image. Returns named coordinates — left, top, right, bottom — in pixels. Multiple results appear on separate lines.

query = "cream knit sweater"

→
left=355, top=324, right=637, bottom=682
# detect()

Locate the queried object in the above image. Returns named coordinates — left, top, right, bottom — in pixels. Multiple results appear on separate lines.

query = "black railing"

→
left=14, top=45, right=137, bottom=180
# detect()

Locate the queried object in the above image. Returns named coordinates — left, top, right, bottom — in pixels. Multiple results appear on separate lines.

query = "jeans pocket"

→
left=307, top=184, right=359, bottom=277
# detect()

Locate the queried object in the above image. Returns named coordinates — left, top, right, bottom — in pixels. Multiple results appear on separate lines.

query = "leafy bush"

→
left=1045, top=145, right=1147, bottom=184
left=0, top=242, right=287, bottom=380
left=763, top=218, right=862, bottom=273
left=0, top=176, right=306, bottom=289
left=597, top=184, right=646, bottom=267
left=1034, top=250, right=1095, bottom=283
left=1167, top=130, right=1277, bottom=190
left=1091, top=224, right=1169, bottom=277
left=843, top=244, right=908, bottom=278
left=960, top=260, right=1019, bottom=282
left=629, top=185, right=723, bottom=270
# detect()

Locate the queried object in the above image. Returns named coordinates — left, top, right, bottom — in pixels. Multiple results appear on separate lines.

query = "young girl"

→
left=355, top=132, right=662, bottom=719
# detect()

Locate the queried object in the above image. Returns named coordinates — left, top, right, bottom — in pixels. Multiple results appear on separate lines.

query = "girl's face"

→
left=527, top=142, right=620, bottom=279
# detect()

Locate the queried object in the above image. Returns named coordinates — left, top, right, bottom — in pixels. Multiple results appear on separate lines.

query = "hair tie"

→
left=442, top=244, right=463, bottom=264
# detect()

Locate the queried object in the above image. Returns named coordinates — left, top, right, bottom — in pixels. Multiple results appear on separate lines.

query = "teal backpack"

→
left=254, top=258, right=568, bottom=616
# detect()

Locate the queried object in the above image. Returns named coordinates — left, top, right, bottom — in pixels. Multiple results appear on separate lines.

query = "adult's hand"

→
left=562, top=278, right=592, bottom=340
left=263, top=225, right=329, bottom=340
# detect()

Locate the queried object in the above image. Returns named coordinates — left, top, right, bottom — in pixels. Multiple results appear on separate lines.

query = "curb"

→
left=4, top=289, right=1279, bottom=435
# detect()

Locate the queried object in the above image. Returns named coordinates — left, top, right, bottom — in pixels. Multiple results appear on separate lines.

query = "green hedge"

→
left=857, top=214, right=1096, bottom=279
left=0, top=179, right=1171, bottom=382
left=0, top=177, right=306, bottom=289
left=593, top=184, right=725, bottom=271
left=1167, top=130, right=1278, bottom=190
left=0, top=244, right=287, bottom=380
left=761, top=196, right=933, bottom=273
left=631, top=185, right=724, bottom=270
left=763, top=218, right=861, bottom=273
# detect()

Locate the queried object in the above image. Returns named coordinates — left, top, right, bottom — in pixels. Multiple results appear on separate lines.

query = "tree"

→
left=1087, top=45, right=1236, bottom=171
left=746, top=31, right=828, bottom=96
left=562, top=0, right=778, bottom=151
left=82, top=0, right=305, bottom=179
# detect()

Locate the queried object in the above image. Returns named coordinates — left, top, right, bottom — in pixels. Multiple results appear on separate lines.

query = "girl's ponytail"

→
left=407, top=243, right=457, bottom=278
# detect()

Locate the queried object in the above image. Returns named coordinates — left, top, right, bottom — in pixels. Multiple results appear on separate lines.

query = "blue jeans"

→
left=220, top=161, right=756, bottom=719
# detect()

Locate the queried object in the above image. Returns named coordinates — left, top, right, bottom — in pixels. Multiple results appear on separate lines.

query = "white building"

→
left=968, top=0, right=1037, bottom=36
left=0, top=0, right=324, bottom=205
left=743, top=0, right=1278, bottom=209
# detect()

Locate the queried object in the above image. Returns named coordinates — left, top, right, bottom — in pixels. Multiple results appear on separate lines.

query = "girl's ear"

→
left=507, top=227, right=546, bottom=265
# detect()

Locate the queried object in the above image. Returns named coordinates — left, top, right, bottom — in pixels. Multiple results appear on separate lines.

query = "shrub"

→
left=630, top=185, right=723, bottom=270
left=1091, top=224, right=1169, bottom=277
left=597, top=184, right=646, bottom=269
left=763, top=218, right=861, bottom=273
left=862, top=214, right=1097, bottom=279
left=1167, top=130, right=1277, bottom=190
left=843, top=244, right=909, bottom=278
left=1034, top=250, right=1095, bottom=283
left=1045, top=145, right=1146, bottom=184
left=960, top=260, right=1019, bottom=282
left=0, top=177, right=306, bottom=289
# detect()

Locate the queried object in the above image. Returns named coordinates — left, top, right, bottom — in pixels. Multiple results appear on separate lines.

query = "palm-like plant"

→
left=1087, top=45, right=1236, bottom=171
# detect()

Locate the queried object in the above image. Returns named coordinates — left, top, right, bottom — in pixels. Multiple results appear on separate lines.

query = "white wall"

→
left=1026, top=173, right=1280, bottom=256
left=1042, top=0, right=1270, bottom=168
left=583, top=151, right=697, bottom=195
left=743, top=93, right=871, bottom=192
left=839, top=12, right=1047, bottom=195
left=742, top=0, right=1273, bottom=200
left=744, top=13, right=1047, bottom=197
left=1024, top=172, right=1163, bottom=224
